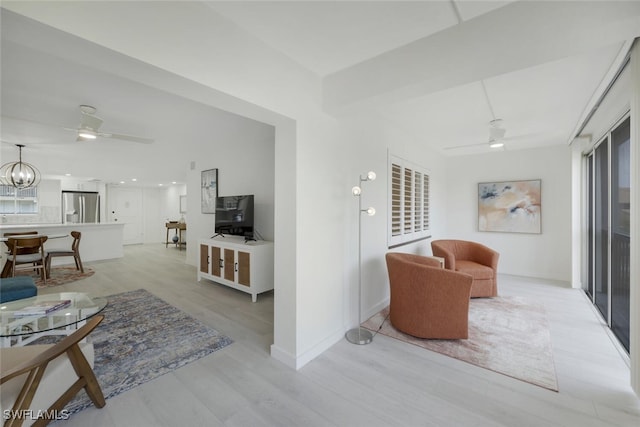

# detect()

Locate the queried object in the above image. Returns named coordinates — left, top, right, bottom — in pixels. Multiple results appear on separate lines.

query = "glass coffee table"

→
left=0, top=292, right=107, bottom=347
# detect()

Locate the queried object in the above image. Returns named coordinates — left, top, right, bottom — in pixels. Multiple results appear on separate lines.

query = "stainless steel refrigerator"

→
left=62, top=191, right=100, bottom=223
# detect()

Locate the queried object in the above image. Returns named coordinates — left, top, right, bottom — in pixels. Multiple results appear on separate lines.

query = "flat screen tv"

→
left=214, top=195, right=255, bottom=240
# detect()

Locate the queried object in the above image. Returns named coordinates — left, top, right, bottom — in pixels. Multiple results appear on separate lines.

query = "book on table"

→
left=13, top=300, right=72, bottom=317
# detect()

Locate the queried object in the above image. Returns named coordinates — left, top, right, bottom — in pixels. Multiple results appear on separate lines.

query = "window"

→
left=388, top=154, right=430, bottom=248
left=0, top=184, right=38, bottom=214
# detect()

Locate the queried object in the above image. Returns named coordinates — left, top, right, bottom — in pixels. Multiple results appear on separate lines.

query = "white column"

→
left=570, top=141, right=586, bottom=289
left=630, top=39, right=640, bottom=397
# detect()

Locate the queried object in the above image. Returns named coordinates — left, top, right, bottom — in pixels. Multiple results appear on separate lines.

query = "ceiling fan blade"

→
left=443, top=142, right=487, bottom=150
left=98, top=132, right=154, bottom=144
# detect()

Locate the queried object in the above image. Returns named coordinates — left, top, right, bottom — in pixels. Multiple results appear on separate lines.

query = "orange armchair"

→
left=431, top=239, right=499, bottom=298
left=385, top=253, right=473, bottom=339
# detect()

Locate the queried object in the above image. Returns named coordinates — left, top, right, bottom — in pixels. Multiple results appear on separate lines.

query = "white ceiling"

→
left=207, top=1, right=513, bottom=76
left=1, top=1, right=638, bottom=186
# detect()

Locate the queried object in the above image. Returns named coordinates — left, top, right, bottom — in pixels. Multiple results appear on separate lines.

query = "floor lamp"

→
left=345, top=171, right=376, bottom=345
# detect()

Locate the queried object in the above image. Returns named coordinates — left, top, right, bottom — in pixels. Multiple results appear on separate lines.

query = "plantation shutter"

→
left=391, top=163, right=402, bottom=237
left=404, top=167, right=412, bottom=234
left=388, top=154, right=431, bottom=248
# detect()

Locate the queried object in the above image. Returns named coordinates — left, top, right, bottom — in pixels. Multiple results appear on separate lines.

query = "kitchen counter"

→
left=0, top=223, right=124, bottom=264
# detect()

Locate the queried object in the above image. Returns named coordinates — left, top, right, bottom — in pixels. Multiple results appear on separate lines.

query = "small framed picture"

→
left=201, top=168, right=218, bottom=214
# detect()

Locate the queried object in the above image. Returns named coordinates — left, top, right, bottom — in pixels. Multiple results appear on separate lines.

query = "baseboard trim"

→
left=270, top=327, right=345, bottom=370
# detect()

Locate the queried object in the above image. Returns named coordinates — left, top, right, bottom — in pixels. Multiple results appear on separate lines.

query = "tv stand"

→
left=198, top=236, right=274, bottom=302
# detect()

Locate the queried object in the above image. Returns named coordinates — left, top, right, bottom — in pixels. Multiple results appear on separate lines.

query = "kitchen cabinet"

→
left=198, top=236, right=273, bottom=302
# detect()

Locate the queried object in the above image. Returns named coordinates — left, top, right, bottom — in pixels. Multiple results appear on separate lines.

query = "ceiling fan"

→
left=64, top=105, right=154, bottom=144
left=444, top=119, right=508, bottom=152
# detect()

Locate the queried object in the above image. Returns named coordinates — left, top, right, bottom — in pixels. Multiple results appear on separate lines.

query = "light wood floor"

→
left=38, top=244, right=640, bottom=426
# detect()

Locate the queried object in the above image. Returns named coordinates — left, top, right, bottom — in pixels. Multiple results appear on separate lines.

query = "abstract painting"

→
left=478, top=180, right=541, bottom=233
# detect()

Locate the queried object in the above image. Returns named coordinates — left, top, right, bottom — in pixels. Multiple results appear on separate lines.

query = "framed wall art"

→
left=478, top=179, right=541, bottom=234
left=201, top=168, right=218, bottom=214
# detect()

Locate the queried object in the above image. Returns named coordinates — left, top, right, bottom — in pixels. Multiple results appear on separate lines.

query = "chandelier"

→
left=0, top=144, right=41, bottom=189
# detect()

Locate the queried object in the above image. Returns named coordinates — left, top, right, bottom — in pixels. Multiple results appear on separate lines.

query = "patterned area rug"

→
left=15, top=266, right=95, bottom=288
left=63, top=288, right=233, bottom=414
left=362, top=296, right=558, bottom=391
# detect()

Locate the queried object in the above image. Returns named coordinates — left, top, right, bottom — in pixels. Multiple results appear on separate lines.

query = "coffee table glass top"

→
left=0, top=292, right=107, bottom=337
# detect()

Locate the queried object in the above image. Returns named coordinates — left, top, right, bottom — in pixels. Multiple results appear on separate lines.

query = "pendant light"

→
left=0, top=144, right=41, bottom=189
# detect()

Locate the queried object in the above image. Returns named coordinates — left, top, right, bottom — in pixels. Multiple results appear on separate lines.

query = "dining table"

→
left=0, top=233, right=68, bottom=278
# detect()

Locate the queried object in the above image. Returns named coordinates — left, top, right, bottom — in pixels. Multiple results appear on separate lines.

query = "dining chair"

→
left=1, top=232, right=39, bottom=278
left=2, top=232, right=39, bottom=255
left=0, top=315, right=106, bottom=427
left=7, top=236, right=48, bottom=286
left=45, top=231, right=83, bottom=278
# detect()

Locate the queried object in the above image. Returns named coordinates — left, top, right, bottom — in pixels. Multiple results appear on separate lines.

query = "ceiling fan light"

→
left=489, top=141, right=504, bottom=149
left=78, top=130, right=97, bottom=139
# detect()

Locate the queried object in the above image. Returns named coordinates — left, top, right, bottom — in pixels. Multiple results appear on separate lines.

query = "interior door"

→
left=107, top=187, right=144, bottom=245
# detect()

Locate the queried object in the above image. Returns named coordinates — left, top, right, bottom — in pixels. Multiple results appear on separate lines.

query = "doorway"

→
left=107, top=186, right=144, bottom=245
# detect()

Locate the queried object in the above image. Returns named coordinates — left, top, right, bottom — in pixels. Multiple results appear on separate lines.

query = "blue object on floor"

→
left=0, top=276, right=37, bottom=303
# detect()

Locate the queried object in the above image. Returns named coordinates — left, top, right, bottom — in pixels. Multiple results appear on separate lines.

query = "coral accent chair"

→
left=431, top=240, right=499, bottom=298
left=385, top=252, right=473, bottom=339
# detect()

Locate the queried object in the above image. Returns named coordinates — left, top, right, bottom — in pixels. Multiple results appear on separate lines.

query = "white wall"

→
left=142, top=187, right=161, bottom=245
left=160, top=184, right=186, bottom=224
left=444, top=145, right=573, bottom=283
left=340, top=113, right=449, bottom=324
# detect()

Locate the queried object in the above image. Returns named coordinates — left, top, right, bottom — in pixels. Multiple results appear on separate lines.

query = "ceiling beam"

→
left=323, top=1, right=640, bottom=113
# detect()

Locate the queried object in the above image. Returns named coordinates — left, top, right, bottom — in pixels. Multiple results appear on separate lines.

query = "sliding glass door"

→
left=586, top=115, right=631, bottom=352
left=610, top=117, right=631, bottom=350
left=585, top=152, right=594, bottom=298
left=593, top=138, right=609, bottom=319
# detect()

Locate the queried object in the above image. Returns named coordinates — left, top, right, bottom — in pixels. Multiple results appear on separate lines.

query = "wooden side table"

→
left=165, top=222, right=186, bottom=250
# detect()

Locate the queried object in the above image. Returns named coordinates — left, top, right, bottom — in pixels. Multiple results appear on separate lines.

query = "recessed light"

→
left=120, top=181, right=125, bottom=184
left=172, top=181, right=177, bottom=185
left=65, top=173, right=72, bottom=177
left=159, top=183, right=163, bottom=186
left=131, top=178, right=137, bottom=182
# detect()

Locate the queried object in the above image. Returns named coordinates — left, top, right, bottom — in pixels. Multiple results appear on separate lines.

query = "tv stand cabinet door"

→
left=199, top=244, right=209, bottom=274
left=237, top=251, right=251, bottom=286
left=223, top=248, right=235, bottom=282
left=211, top=246, right=222, bottom=278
